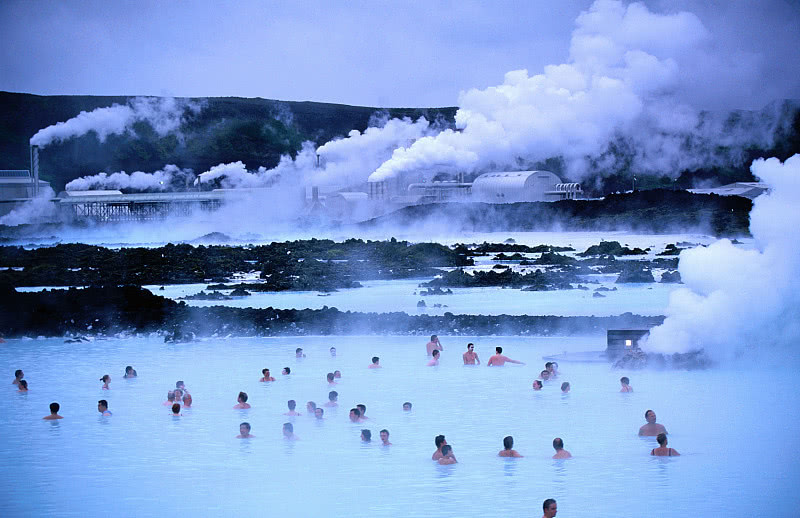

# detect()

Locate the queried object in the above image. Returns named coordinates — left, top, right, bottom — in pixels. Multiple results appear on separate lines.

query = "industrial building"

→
left=688, top=182, right=769, bottom=200
left=0, top=169, right=51, bottom=218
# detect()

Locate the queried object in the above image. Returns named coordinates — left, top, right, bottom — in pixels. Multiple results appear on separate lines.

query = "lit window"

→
left=625, top=339, right=632, bottom=347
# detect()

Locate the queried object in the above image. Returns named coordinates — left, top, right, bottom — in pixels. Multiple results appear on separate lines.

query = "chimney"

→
left=30, top=145, right=40, bottom=197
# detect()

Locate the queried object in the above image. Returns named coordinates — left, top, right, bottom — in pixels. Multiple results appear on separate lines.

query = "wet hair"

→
left=307, top=401, right=317, bottom=411
left=403, top=402, right=412, bottom=409
left=98, top=399, right=108, bottom=409
left=283, top=422, right=293, bottom=433
left=441, top=445, right=452, bottom=456
left=315, top=408, right=324, bottom=417
left=467, top=343, right=474, bottom=349
left=262, top=368, right=269, bottom=375
left=167, top=391, right=175, bottom=401
left=356, top=404, right=366, bottom=414
left=561, top=382, right=570, bottom=391
left=182, top=393, right=192, bottom=405
left=330, top=347, right=336, bottom=351
left=380, top=429, right=389, bottom=436
left=296, top=348, right=303, bottom=353
left=171, top=403, right=180, bottom=414
left=435, top=434, right=446, bottom=448
left=238, top=392, right=248, bottom=403
left=173, top=389, right=183, bottom=399
left=543, top=499, right=556, bottom=512
left=283, top=367, right=290, bottom=374
left=432, top=349, right=440, bottom=357
left=287, top=400, right=296, bottom=410
left=350, top=408, right=361, bottom=417
left=533, top=380, right=543, bottom=389
left=372, top=356, right=379, bottom=364
left=620, top=376, right=630, bottom=385
left=657, top=432, right=667, bottom=446
left=496, top=347, right=502, bottom=354
left=18, top=380, right=27, bottom=389
left=503, top=436, right=514, bottom=450
left=430, top=335, right=437, bottom=341
left=125, top=366, right=136, bottom=376
left=100, top=375, right=110, bottom=382
left=541, top=370, right=549, bottom=377
left=645, top=409, right=655, bottom=419
left=361, top=429, right=371, bottom=441
left=553, top=437, right=564, bottom=450
left=176, top=381, right=185, bottom=389
left=49, top=402, right=60, bottom=413
left=327, top=372, right=335, bottom=381
left=14, top=369, right=23, bottom=378
left=328, top=391, right=338, bottom=401
left=545, top=362, right=553, bottom=369
left=240, top=422, right=251, bottom=431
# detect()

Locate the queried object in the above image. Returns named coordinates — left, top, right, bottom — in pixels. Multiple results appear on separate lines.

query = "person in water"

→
left=283, top=422, right=298, bottom=440
left=43, top=402, right=63, bottom=420
left=295, top=348, right=305, bottom=358
left=361, top=429, right=371, bottom=442
left=552, top=437, right=572, bottom=459
left=487, top=347, right=525, bottom=366
left=285, top=400, right=301, bottom=416
left=315, top=407, right=324, bottom=419
left=97, top=399, right=111, bottom=416
left=542, top=498, right=558, bottom=518
left=330, top=347, right=336, bottom=357
left=498, top=436, right=523, bottom=457
left=427, top=349, right=440, bottom=366
left=349, top=408, right=362, bottom=422
left=325, top=391, right=338, bottom=407
left=368, top=357, right=381, bottom=369
left=545, top=362, right=558, bottom=379
left=438, top=445, right=457, bottom=465
left=462, top=343, right=480, bottom=365
left=176, top=381, right=189, bottom=394
left=561, top=382, right=570, bottom=393
left=333, top=370, right=341, bottom=379
left=17, top=380, right=28, bottom=392
left=163, top=391, right=176, bottom=406
left=260, top=369, right=275, bottom=382
left=620, top=376, right=633, bottom=392
left=432, top=435, right=447, bottom=460
left=100, top=375, right=111, bottom=390
left=380, top=429, right=392, bottom=446
left=532, top=380, right=543, bottom=391
left=356, top=404, right=368, bottom=419
left=182, top=393, right=192, bottom=408
left=426, top=335, right=443, bottom=356
left=237, top=422, right=254, bottom=438
left=402, top=402, right=412, bottom=411
left=123, top=366, right=137, bottom=378
left=171, top=403, right=182, bottom=416
left=539, top=370, right=551, bottom=381
left=233, top=392, right=251, bottom=409
left=639, top=409, right=667, bottom=436
left=306, top=401, right=317, bottom=415
left=651, top=432, right=680, bottom=456
left=282, top=367, right=290, bottom=375
left=12, top=369, right=23, bottom=385
left=327, top=372, right=337, bottom=384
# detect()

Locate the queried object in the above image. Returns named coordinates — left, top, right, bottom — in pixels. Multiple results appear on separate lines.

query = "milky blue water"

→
left=2, top=335, right=798, bottom=517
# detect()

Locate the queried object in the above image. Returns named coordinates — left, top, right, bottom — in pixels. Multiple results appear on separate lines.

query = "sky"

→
left=1, top=0, right=799, bottom=110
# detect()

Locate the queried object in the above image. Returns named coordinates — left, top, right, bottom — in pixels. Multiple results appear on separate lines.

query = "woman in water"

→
left=100, top=375, right=111, bottom=390
left=123, top=366, right=137, bottom=378
left=650, top=433, right=680, bottom=456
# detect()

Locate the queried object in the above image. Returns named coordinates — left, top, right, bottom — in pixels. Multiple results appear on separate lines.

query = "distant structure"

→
left=471, top=171, right=582, bottom=203
left=688, top=182, right=769, bottom=200
left=605, top=329, right=650, bottom=360
left=0, top=169, right=51, bottom=217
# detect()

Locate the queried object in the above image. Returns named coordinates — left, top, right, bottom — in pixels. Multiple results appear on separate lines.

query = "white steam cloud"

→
left=0, top=186, right=58, bottom=225
left=368, top=0, right=793, bottom=183
left=65, top=165, right=195, bottom=192
left=30, top=97, right=202, bottom=148
left=645, top=154, right=800, bottom=363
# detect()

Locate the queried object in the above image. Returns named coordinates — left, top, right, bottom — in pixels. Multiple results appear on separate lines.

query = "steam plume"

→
left=65, top=165, right=196, bottom=192
left=645, top=154, right=800, bottom=362
left=30, top=97, right=202, bottom=148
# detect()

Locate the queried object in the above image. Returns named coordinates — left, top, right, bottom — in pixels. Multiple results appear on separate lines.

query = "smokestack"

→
left=30, top=145, right=39, bottom=197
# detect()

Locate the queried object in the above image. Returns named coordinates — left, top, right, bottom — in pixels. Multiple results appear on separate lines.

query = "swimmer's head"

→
left=328, top=391, right=338, bottom=401
left=503, top=436, right=514, bottom=450
left=435, top=435, right=446, bottom=448
left=334, top=370, right=341, bottom=378
left=238, top=392, right=248, bottom=403
left=327, top=372, right=335, bottom=382
left=561, top=382, right=570, bottom=392
left=349, top=408, right=361, bottom=422
left=97, top=399, right=108, bottom=411
left=533, top=380, right=543, bottom=390
left=496, top=347, right=502, bottom=354
left=171, top=403, right=180, bottom=414
left=240, top=422, right=251, bottom=434
left=431, top=335, right=438, bottom=342
left=315, top=408, right=324, bottom=418
left=441, top=445, right=452, bottom=456
left=645, top=409, right=656, bottom=423
left=287, top=400, right=296, bottom=410
left=330, top=347, right=336, bottom=356
left=49, top=402, right=60, bottom=414
left=620, top=376, right=630, bottom=385
left=657, top=433, right=667, bottom=446
left=262, top=368, right=269, bottom=376
left=100, top=374, right=110, bottom=383
left=361, top=429, right=371, bottom=442
left=18, top=379, right=27, bottom=389
left=176, top=381, right=185, bottom=389
left=282, top=367, right=290, bottom=375
left=125, top=366, right=134, bottom=375
left=380, top=429, right=389, bottom=442
left=356, top=404, right=366, bottom=416
left=432, top=349, right=440, bottom=358
left=174, top=389, right=183, bottom=399
left=541, top=370, right=550, bottom=380
left=545, top=362, right=553, bottom=371
left=307, top=401, right=316, bottom=412
left=467, top=343, right=474, bottom=350
left=183, top=393, right=192, bottom=405
left=403, top=402, right=412, bottom=411
left=283, top=422, right=293, bottom=436
left=167, top=391, right=175, bottom=402
left=14, top=369, right=23, bottom=379
left=553, top=437, right=564, bottom=451
left=543, top=499, right=557, bottom=517
left=372, top=356, right=379, bottom=364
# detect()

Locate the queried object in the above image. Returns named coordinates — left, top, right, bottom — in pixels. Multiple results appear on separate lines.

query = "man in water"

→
left=296, top=348, right=305, bottom=358
left=356, top=404, right=368, bottom=420
left=123, top=366, right=137, bottom=378
left=182, top=393, right=192, bottom=407
left=438, top=445, right=457, bottom=465
left=327, top=372, right=338, bottom=384
left=552, top=438, right=572, bottom=459
left=282, top=367, right=290, bottom=375
left=361, top=429, right=371, bottom=442
left=532, top=380, right=543, bottom=391
left=620, top=376, right=633, bottom=392
left=334, top=370, right=341, bottom=379
left=260, top=369, right=275, bottom=382
left=380, top=429, right=392, bottom=446
left=237, top=422, right=254, bottom=438
left=17, top=380, right=28, bottom=392
left=283, top=422, right=298, bottom=440
left=426, top=335, right=443, bottom=356
left=498, top=436, right=523, bottom=457
left=171, top=403, right=182, bottom=416
left=315, top=407, right=324, bottom=419
left=487, top=347, right=525, bottom=366
left=427, top=349, right=440, bottom=366
left=284, top=400, right=301, bottom=416
left=324, top=391, right=338, bottom=408
left=462, top=343, right=480, bottom=365
left=12, top=369, right=23, bottom=385
left=432, top=435, right=447, bottom=460
left=638, top=409, right=667, bottom=436
left=233, top=392, right=251, bottom=409
left=330, top=347, right=336, bottom=357
left=349, top=408, right=362, bottom=423
left=402, top=402, right=412, bottom=411
left=545, top=362, right=557, bottom=379
left=542, top=499, right=557, bottom=518
left=539, top=370, right=551, bottom=381
left=368, top=357, right=381, bottom=369
left=43, top=402, right=63, bottom=420
left=97, top=399, right=112, bottom=416
left=561, top=382, right=570, bottom=393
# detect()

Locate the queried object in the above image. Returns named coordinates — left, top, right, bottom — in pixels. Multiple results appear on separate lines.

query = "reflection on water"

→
left=0, top=335, right=798, bottom=517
